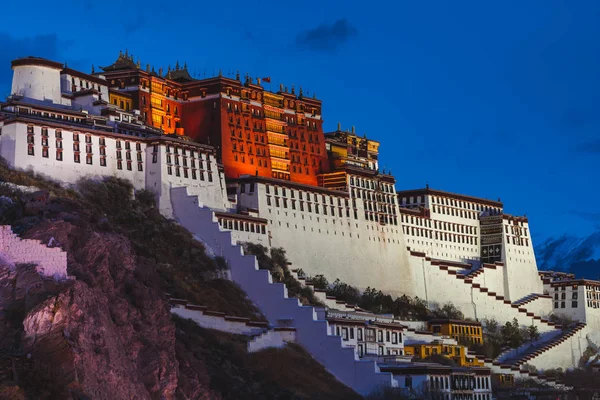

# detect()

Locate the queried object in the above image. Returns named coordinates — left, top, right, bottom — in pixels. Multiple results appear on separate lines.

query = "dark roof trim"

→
left=232, top=175, right=350, bottom=197
left=62, top=68, right=108, bottom=86
left=214, top=212, right=268, bottom=224
left=396, top=188, right=503, bottom=208
left=12, top=57, right=63, bottom=70
left=427, top=319, right=482, bottom=327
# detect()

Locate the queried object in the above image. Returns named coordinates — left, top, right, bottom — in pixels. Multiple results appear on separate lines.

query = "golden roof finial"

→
left=337, top=122, right=341, bottom=130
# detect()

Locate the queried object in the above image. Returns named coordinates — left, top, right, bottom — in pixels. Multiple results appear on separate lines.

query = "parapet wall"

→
left=0, top=226, right=68, bottom=280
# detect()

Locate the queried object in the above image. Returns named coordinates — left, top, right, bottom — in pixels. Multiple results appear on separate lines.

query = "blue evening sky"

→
left=1, top=1, right=599, bottom=242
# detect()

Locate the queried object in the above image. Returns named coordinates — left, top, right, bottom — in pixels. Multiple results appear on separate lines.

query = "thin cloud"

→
left=295, top=19, right=358, bottom=53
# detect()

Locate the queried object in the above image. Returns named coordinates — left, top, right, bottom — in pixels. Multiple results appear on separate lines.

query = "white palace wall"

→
left=12, top=64, right=62, bottom=104
left=0, top=121, right=146, bottom=190
left=236, top=181, right=415, bottom=298
left=0, top=120, right=228, bottom=217
left=501, top=219, right=543, bottom=302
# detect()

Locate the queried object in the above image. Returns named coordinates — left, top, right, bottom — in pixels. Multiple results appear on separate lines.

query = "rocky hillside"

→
left=0, top=162, right=359, bottom=399
left=535, top=232, right=600, bottom=279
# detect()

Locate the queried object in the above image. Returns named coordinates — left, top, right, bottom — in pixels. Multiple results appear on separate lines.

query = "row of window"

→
left=506, top=235, right=530, bottom=247
left=27, top=145, right=143, bottom=170
left=350, top=177, right=394, bottom=194
left=267, top=196, right=354, bottom=218
left=30, top=126, right=145, bottom=152
left=506, top=225, right=528, bottom=236
left=70, top=76, right=103, bottom=93
left=21, top=108, right=86, bottom=124
left=266, top=185, right=347, bottom=206
left=166, top=166, right=213, bottom=181
left=401, top=214, right=478, bottom=235
left=232, top=153, right=271, bottom=169
left=452, top=325, right=482, bottom=336
left=218, top=218, right=267, bottom=235
left=402, top=226, right=479, bottom=246
left=353, top=188, right=396, bottom=206
left=164, top=145, right=211, bottom=162
left=555, top=301, right=578, bottom=309
left=334, top=325, right=402, bottom=344
left=428, top=375, right=490, bottom=391
left=432, top=195, right=501, bottom=214
left=165, top=154, right=207, bottom=170
left=554, top=292, right=577, bottom=300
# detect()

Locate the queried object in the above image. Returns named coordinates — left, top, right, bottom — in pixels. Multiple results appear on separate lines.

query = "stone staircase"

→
left=494, top=323, right=587, bottom=369
left=430, top=259, right=559, bottom=332
left=512, top=293, right=548, bottom=307
left=171, top=187, right=397, bottom=396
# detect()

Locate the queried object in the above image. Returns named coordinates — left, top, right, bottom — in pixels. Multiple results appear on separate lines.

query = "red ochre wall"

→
left=182, top=98, right=330, bottom=184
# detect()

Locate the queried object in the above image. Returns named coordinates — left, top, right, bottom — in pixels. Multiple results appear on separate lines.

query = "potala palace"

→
left=1, top=53, right=599, bottom=397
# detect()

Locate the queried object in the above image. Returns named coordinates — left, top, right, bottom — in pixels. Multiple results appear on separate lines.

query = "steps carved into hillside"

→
left=171, top=187, right=397, bottom=396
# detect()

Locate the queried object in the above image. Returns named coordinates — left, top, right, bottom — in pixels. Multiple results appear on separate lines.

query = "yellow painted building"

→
left=109, top=90, right=132, bottom=111
left=427, top=319, right=483, bottom=345
left=404, top=341, right=484, bottom=367
left=492, top=373, right=515, bottom=387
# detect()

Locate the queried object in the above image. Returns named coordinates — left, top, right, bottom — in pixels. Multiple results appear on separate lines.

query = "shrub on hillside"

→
left=242, top=243, right=323, bottom=307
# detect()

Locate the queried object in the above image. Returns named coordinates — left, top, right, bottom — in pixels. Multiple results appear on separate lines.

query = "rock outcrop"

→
left=0, top=173, right=357, bottom=399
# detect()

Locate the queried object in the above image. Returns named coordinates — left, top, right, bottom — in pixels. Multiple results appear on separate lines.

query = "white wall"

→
left=0, top=226, right=68, bottom=280
left=170, top=187, right=398, bottom=395
left=237, top=181, right=415, bottom=298
left=12, top=65, right=62, bottom=104
left=502, top=219, right=542, bottom=301
left=147, top=143, right=228, bottom=217
left=0, top=122, right=146, bottom=190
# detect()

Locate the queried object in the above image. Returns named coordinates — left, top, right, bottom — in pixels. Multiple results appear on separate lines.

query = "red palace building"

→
left=100, top=52, right=329, bottom=185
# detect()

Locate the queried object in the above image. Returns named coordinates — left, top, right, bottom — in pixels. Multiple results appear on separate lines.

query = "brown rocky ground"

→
left=0, top=163, right=359, bottom=399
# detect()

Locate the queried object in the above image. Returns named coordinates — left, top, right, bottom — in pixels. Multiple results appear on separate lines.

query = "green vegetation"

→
left=0, top=161, right=262, bottom=319
left=306, top=275, right=462, bottom=321
left=174, top=316, right=360, bottom=400
left=470, top=318, right=540, bottom=358
left=242, top=243, right=324, bottom=307
left=548, top=313, right=575, bottom=330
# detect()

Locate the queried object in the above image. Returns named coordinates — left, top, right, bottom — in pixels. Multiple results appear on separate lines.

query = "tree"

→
left=500, top=318, right=524, bottom=349
left=432, top=303, right=464, bottom=320
left=309, top=274, right=329, bottom=290
left=526, top=325, right=540, bottom=342
left=327, top=279, right=361, bottom=305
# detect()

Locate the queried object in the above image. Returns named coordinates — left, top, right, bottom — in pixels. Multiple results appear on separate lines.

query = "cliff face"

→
left=6, top=220, right=188, bottom=399
left=0, top=169, right=358, bottom=399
